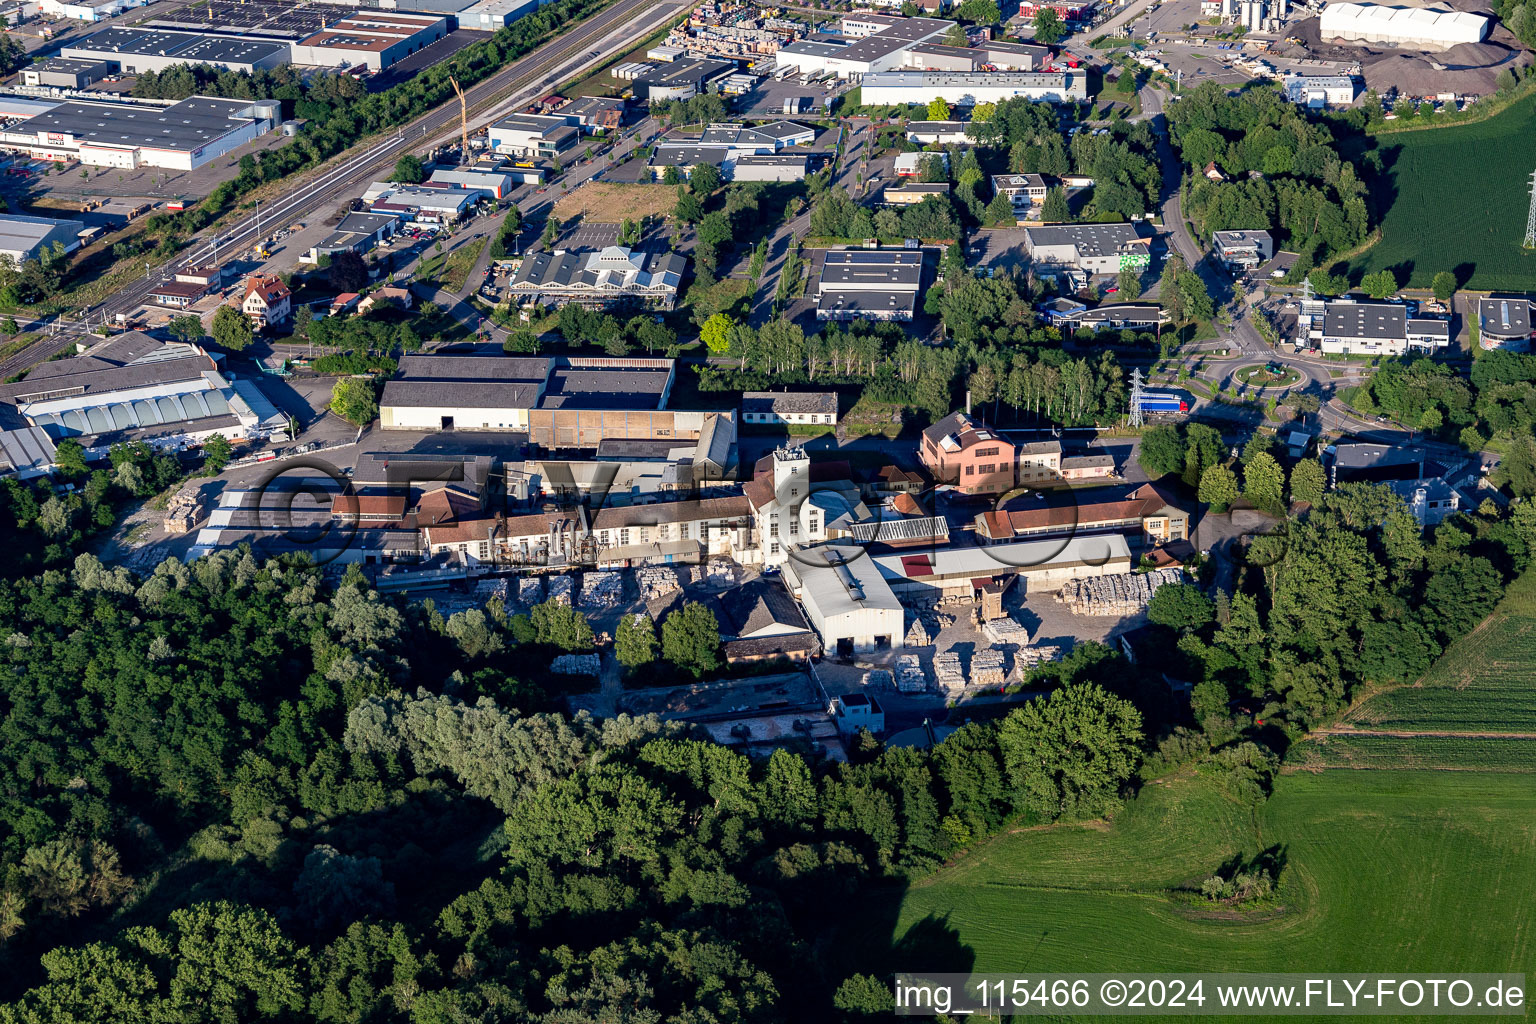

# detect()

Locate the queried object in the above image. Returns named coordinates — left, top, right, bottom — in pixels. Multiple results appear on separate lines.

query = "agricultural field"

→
left=1351, top=92, right=1536, bottom=291
left=861, top=571, right=1536, bottom=990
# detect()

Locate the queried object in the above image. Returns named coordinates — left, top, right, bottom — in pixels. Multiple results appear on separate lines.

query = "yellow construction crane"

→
left=450, top=76, right=468, bottom=163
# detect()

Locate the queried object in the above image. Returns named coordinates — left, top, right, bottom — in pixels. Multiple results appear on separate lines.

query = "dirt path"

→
left=1310, top=727, right=1536, bottom=740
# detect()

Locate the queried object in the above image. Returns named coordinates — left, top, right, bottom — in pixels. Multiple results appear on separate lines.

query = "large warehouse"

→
left=774, top=13, right=948, bottom=79
left=0, top=96, right=276, bottom=170
left=858, top=70, right=1087, bottom=106
left=290, top=11, right=451, bottom=72
left=61, top=27, right=291, bottom=74
left=1316, top=1, right=1489, bottom=49
left=0, top=333, right=285, bottom=465
left=0, top=214, right=83, bottom=265
left=379, top=353, right=733, bottom=447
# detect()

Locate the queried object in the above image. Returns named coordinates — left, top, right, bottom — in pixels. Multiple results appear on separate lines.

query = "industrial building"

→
left=920, top=411, right=1027, bottom=495
left=976, top=483, right=1189, bottom=546
left=1211, top=229, right=1274, bottom=270
left=427, top=167, right=514, bottom=200
left=378, top=353, right=733, bottom=448
left=369, top=185, right=477, bottom=225
left=630, top=57, right=736, bottom=102
left=903, top=42, right=984, bottom=71
left=0, top=333, right=285, bottom=466
left=976, top=40, right=1052, bottom=70
left=815, top=249, right=923, bottom=322
left=882, top=182, right=951, bottom=205
left=782, top=544, right=905, bottom=656
left=458, top=0, right=541, bottom=31
left=1023, top=222, right=1151, bottom=276
left=487, top=112, right=581, bottom=157
left=859, top=70, right=1087, bottom=106
left=773, top=13, right=948, bottom=79
left=0, top=214, right=83, bottom=265
left=874, top=534, right=1134, bottom=598
left=302, top=211, right=398, bottom=264
left=1281, top=74, right=1357, bottom=107
left=0, top=96, right=276, bottom=170
left=20, top=57, right=116, bottom=89
left=290, top=12, right=451, bottom=72
left=61, top=27, right=291, bottom=75
left=648, top=120, right=814, bottom=180
left=38, top=0, right=146, bottom=21
left=507, top=245, right=687, bottom=311
left=1317, top=300, right=1451, bottom=355
left=1477, top=296, right=1533, bottom=351
left=561, top=96, right=625, bottom=132
left=1317, top=1, right=1488, bottom=49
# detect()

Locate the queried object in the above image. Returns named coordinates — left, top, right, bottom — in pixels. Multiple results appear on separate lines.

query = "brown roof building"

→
left=976, top=481, right=1188, bottom=546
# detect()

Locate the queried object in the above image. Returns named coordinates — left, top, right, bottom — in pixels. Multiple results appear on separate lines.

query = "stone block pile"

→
left=547, top=575, right=575, bottom=606
left=637, top=566, right=681, bottom=602
left=1058, top=569, right=1184, bottom=616
left=895, top=654, right=927, bottom=693
left=516, top=576, right=545, bottom=606
left=579, top=571, right=624, bottom=609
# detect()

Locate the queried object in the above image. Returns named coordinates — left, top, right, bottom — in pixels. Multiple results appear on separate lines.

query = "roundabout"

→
left=1233, top=362, right=1303, bottom=390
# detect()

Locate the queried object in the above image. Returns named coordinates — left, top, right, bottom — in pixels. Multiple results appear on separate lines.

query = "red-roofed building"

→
left=975, top=482, right=1188, bottom=546
left=240, top=274, right=291, bottom=330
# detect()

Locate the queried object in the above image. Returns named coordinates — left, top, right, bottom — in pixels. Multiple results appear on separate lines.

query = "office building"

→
left=1211, top=229, right=1274, bottom=270
left=815, top=249, right=923, bottom=322
left=1024, top=222, right=1150, bottom=276
left=487, top=112, right=581, bottom=157
left=1477, top=296, right=1533, bottom=352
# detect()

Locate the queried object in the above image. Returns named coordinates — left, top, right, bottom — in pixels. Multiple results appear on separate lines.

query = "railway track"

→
left=4, top=0, right=679, bottom=375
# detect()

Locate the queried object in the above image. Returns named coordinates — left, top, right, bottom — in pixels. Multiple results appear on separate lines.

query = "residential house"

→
left=239, top=275, right=291, bottom=330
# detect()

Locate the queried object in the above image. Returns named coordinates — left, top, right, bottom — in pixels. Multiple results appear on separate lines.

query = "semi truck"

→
left=1139, top=392, right=1189, bottom=414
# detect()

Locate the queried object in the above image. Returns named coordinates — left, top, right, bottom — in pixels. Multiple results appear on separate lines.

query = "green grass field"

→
left=1351, top=92, right=1536, bottom=291
left=865, top=570, right=1536, bottom=997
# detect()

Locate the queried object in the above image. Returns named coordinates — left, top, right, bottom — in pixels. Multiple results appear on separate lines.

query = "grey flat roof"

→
left=0, top=213, right=79, bottom=250
left=397, top=354, right=550, bottom=381
left=735, top=153, right=808, bottom=167
left=634, top=57, right=734, bottom=87
left=742, top=391, right=838, bottom=415
left=381, top=380, right=542, bottom=409
left=817, top=289, right=917, bottom=315
left=1025, top=222, right=1146, bottom=257
left=1212, top=229, right=1272, bottom=245
left=1323, top=301, right=1405, bottom=340
left=1406, top=318, right=1450, bottom=337
left=540, top=366, right=670, bottom=410
left=32, top=56, right=116, bottom=74
left=862, top=69, right=1069, bottom=87
left=12, top=96, right=261, bottom=152
left=1478, top=296, right=1532, bottom=337
left=819, top=255, right=921, bottom=289
left=65, top=26, right=288, bottom=64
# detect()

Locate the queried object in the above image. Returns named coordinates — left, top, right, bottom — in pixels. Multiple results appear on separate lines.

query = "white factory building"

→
left=774, top=13, right=948, bottom=79
left=1317, top=1, right=1489, bottom=50
left=859, top=71, right=1088, bottom=106
left=0, top=96, right=276, bottom=171
left=60, top=27, right=291, bottom=75
left=38, top=0, right=147, bottom=20
left=782, top=545, right=906, bottom=656
left=1282, top=74, right=1357, bottom=106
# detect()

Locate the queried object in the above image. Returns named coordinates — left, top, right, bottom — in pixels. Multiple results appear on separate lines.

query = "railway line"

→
left=2, top=0, right=682, bottom=376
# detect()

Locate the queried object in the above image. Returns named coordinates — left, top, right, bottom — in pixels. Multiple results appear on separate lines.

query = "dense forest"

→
left=0, top=460, right=1527, bottom=1019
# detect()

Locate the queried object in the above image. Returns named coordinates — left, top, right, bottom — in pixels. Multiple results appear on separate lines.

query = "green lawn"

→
left=860, top=569, right=1536, bottom=993
left=1352, top=92, right=1536, bottom=291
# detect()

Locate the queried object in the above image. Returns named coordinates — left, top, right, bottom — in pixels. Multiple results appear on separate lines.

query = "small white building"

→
left=782, top=544, right=906, bottom=656
left=859, top=70, right=1087, bottom=106
left=741, top=391, right=839, bottom=427
left=1281, top=74, right=1357, bottom=108
left=832, top=692, right=885, bottom=737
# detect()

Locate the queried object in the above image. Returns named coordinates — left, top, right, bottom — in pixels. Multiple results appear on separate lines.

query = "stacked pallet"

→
left=549, top=653, right=600, bottom=677
left=579, top=571, right=623, bottom=609
left=547, top=575, right=575, bottom=606
left=862, top=668, right=893, bottom=689
left=1015, top=645, right=1063, bottom=673
left=638, top=566, right=681, bottom=602
left=707, top=559, right=738, bottom=585
left=1058, top=569, right=1184, bottom=616
left=895, top=654, right=927, bottom=693
left=970, top=647, right=1007, bottom=687
left=934, top=648, right=966, bottom=693
left=982, top=616, right=1031, bottom=645
left=516, top=576, right=545, bottom=606
left=474, top=577, right=509, bottom=603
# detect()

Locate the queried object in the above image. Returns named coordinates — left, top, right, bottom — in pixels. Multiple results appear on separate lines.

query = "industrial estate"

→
left=0, top=0, right=1532, bottom=1013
